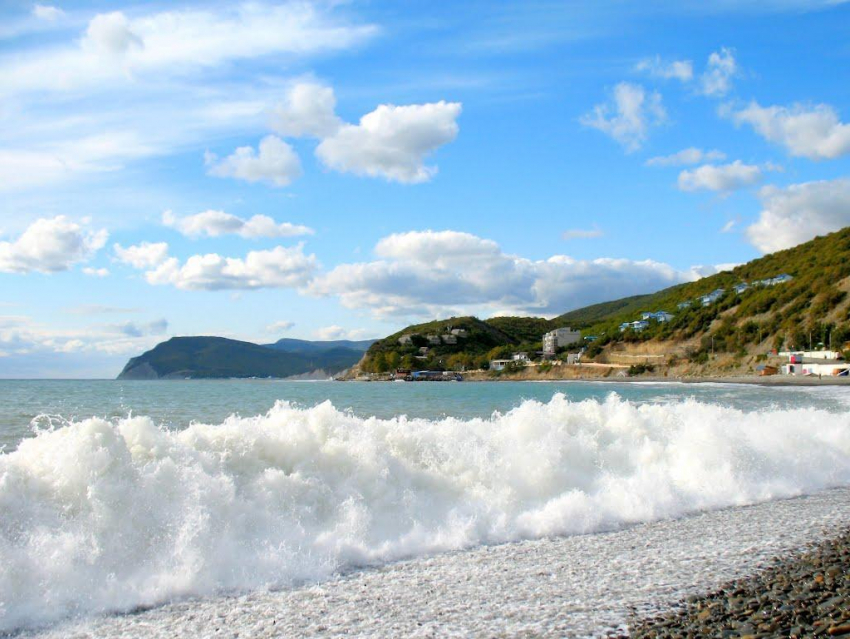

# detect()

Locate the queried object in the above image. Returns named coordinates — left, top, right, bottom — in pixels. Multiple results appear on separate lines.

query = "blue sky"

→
left=2, top=0, right=850, bottom=377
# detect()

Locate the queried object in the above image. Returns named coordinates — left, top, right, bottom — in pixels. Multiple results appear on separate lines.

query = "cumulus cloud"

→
left=0, top=216, right=107, bottom=274
left=271, top=82, right=342, bottom=138
left=315, top=101, right=462, bottom=183
left=309, top=230, right=712, bottom=318
left=207, top=135, right=302, bottom=187
left=677, top=160, right=764, bottom=192
left=645, top=147, right=727, bottom=166
left=727, top=101, right=850, bottom=160
left=700, top=47, right=737, bottom=97
left=636, top=56, right=693, bottom=82
left=144, top=244, right=318, bottom=291
left=746, top=178, right=850, bottom=253
left=32, top=4, right=65, bottom=21
left=162, top=210, right=313, bottom=239
left=581, top=82, right=666, bottom=152
left=82, top=11, right=143, bottom=56
left=114, top=242, right=169, bottom=269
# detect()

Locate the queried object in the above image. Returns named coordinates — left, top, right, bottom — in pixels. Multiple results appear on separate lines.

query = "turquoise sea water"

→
left=2, top=378, right=849, bottom=451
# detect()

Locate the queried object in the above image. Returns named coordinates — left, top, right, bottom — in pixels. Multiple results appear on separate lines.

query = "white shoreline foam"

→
left=2, top=393, right=850, bottom=632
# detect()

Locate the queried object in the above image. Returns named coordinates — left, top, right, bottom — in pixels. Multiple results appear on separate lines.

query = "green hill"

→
left=117, top=336, right=367, bottom=380
left=360, top=227, right=850, bottom=373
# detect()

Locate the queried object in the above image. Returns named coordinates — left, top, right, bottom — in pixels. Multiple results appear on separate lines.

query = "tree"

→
left=386, top=351, right=401, bottom=371
left=372, top=351, right=388, bottom=373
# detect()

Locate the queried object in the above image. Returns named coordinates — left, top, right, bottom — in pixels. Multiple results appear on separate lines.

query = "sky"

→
left=2, top=0, right=850, bottom=377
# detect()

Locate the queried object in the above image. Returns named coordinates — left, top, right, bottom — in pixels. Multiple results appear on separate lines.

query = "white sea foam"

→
left=1, top=393, right=850, bottom=631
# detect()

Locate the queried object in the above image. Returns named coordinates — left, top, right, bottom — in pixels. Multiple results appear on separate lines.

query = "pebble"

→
left=608, top=530, right=850, bottom=638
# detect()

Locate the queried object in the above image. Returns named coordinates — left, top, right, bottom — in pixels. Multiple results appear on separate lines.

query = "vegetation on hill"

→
left=117, top=336, right=367, bottom=379
left=361, top=316, right=551, bottom=373
left=359, top=227, right=850, bottom=374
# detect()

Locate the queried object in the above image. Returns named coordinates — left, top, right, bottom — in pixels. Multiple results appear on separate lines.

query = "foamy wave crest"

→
left=2, top=393, right=850, bottom=630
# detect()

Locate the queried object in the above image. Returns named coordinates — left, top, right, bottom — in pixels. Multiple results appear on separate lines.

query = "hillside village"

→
left=350, top=228, right=850, bottom=381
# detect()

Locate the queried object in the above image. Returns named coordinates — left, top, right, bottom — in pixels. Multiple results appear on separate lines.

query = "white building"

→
left=512, top=352, right=529, bottom=362
left=490, top=359, right=514, bottom=371
left=441, top=334, right=458, bottom=344
left=542, top=327, right=582, bottom=355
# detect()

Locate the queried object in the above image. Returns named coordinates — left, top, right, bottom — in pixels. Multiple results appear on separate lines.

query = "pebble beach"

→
left=619, top=530, right=850, bottom=638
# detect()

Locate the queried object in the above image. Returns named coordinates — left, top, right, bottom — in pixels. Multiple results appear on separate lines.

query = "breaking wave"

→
left=2, top=393, right=850, bottom=631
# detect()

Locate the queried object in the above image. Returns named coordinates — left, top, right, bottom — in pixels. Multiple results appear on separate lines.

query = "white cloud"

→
left=580, top=82, right=666, bottom=152
left=0, top=3, right=377, bottom=192
left=144, top=244, right=318, bottom=291
left=82, top=267, right=110, bottom=277
left=207, top=135, right=302, bottom=187
left=316, top=101, right=462, bottom=183
left=315, top=325, right=373, bottom=341
left=32, top=5, right=65, bottom=21
left=746, top=178, right=850, bottom=253
left=636, top=56, right=693, bottom=82
left=266, top=320, right=295, bottom=333
left=83, top=11, right=143, bottom=56
left=109, top=319, right=168, bottom=338
left=727, top=101, right=850, bottom=160
left=645, top=147, right=727, bottom=166
left=700, top=47, right=737, bottom=97
left=721, top=220, right=737, bottom=233
left=0, top=314, right=167, bottom=364
left=271, top=82, right=342, bottom=138
left=0, top=216, right=107, bottom=274
left=309, top=230, right=711, bottom=318
left=162, top=210, right=313, bottom=239
left=677, top=160, right=764, bottom=192
left=3, top=4, right=377, bottom=97
left=114, top=242, right=169, bottom=269
left=562, top=228, right=604, bottom=240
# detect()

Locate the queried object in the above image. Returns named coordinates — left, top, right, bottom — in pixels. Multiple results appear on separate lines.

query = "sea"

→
left=2, top=379, right=850, bottom=637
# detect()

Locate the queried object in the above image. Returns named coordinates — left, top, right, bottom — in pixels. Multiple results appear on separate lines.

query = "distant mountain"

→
left=117, top=336, right=372, bottom=380
left=264, top=338, right=375, bottom=353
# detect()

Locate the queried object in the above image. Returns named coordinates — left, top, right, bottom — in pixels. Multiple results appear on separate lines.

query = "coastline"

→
left=615, top=527, right=850, bottom=638
left=351, top=372, right=850, bottom=387
left=28, top=489, right=850, bottom=638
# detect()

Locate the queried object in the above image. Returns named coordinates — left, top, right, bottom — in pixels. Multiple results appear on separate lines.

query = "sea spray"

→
left=1, top=393, right=849, bottom=631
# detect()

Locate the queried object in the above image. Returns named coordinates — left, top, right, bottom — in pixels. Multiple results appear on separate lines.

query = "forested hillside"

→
left=358, top=227, right=850, bottom=373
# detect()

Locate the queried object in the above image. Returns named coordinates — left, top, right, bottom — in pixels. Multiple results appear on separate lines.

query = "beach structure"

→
left=542, top=327, right=582, bottom=355
left=779, top=350, right=848, bottom=376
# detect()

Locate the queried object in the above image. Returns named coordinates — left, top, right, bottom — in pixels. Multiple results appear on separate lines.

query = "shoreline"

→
left=615, top=527, right=850, bottom=638
left=348, top=374, right=850, bottom=387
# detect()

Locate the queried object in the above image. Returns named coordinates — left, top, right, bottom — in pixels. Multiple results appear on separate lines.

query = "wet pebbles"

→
left=614, top=530, right=850, bottom=638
